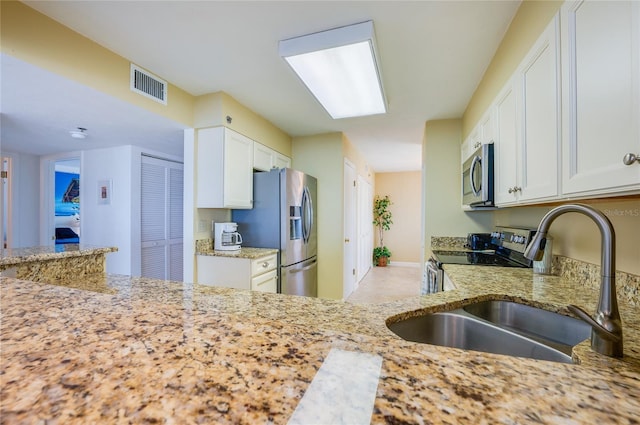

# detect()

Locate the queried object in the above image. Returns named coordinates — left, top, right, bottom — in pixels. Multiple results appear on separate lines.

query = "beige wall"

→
left=463, top=0, right=563, bottom=138
left=342, top=135, right=374, bottom=186
left=292, top=133, right=344, bottom=300
left=194, top=92, right=292, bottom=157
left=495, top=198, right=640, bottom=275
left=464, top=0, right=639, bottom=276
left=375, top=172, right=421, bottom=263
left=1, top=1, right=194, bottom=126
left=423, top=120, right=493, bottom=258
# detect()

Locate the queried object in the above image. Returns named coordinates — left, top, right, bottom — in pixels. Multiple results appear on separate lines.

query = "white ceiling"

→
left=2, top=1, right=521, bottom=172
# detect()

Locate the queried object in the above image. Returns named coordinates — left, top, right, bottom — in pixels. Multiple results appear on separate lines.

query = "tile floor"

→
left=346, top=264, right=422, bottom=304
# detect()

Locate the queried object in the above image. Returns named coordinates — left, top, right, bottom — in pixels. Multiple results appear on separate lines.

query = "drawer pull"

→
left=262, top=262, right=269, bottom=268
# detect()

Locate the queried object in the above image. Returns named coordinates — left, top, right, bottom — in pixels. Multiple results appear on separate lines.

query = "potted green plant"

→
left=373, top=246, right=392, bottom=267
left=372, top=195, right=393, bottom=266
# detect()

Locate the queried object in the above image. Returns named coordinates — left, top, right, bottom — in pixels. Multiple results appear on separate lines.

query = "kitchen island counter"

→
left=0, top=244, right=117, bottom=282
left=1, top=267, right=639, bottom=424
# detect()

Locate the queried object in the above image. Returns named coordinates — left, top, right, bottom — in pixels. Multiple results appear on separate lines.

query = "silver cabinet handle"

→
left=262, top=262, right=269, bottom=268
left=623, top=153, right=639, bottom=165
left=508, top=186, right=522, bottom=194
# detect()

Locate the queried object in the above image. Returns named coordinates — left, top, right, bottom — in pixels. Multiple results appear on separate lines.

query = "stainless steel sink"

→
left=387, top=301, right=591, bottom=364
left=463, top=300, right=591, bottom=351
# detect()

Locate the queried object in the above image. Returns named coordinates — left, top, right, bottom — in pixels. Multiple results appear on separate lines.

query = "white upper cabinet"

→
left=197, top=127, right=254, bottom=209
left=253, top=142, right=273, bottom=172
left=494, top=78, right=520, bottom=206
left=517, top=15, right=561, bottom=202
left=495, top=15, right=561, bottom=206
left=479, top=109, right=496, bottom=146
left=253, top=142, right=291, bottom=172
left=560, top=0, right=640, bottom=196
left=273, top=152, right=291, bottom=170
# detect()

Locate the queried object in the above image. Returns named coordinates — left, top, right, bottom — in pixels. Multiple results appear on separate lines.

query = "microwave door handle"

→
left=470, top=156, right=482, bottom=196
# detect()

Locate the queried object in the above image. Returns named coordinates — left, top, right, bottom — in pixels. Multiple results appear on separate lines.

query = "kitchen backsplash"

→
left=195, top=239, right=214, bottom=253
left=552, top=255, right=639, bottom=307
left=431, top=236, right=467, bottom=249
left=430, top=236, right=639, bottom=306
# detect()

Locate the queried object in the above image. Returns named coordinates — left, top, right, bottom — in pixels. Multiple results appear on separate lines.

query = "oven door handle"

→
left=426, top=259, right=440, bottom=275
left=425, top=258, right=442, bottom=293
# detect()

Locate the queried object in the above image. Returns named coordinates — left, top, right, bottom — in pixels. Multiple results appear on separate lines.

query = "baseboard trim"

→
left=387, top=262, right=420, bottom=268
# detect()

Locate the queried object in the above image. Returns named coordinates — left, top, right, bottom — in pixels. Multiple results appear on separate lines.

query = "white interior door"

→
left=343, top=159, right=357, bottom=299
left=141, top=155, right=183, bottom=281
left=357, top=176, right=372, bottom=282
left=1, top=157, right=12, bottom=249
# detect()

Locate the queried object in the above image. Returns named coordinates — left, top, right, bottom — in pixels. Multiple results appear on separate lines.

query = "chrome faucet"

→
left=524, top=204, right=623, bottom=358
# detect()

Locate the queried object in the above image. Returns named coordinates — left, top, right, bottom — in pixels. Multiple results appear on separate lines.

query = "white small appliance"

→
left=214, top=222, right=243, bottom=251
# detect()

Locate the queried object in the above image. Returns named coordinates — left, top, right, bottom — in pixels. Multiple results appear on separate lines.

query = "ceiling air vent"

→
left=130, top=64, right=167, bottom=105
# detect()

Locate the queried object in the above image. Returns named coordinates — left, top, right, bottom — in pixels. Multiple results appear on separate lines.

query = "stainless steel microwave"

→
left=462, top=144, right=494, bottom=207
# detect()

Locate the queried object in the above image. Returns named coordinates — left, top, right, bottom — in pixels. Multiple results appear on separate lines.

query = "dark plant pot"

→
left=377, top=256, right=388, bottom=267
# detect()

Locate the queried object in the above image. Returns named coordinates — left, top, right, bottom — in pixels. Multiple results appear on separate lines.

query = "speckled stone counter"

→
left=0, top=245, right=117, bottom=282
left=2, top=266, right=640, bottom=423
left=196, top=239, right=278, bottom=259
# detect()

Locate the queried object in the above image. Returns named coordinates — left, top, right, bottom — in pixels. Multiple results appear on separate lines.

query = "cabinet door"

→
left=223, top=129, right=254, bottom=208
left=461, top=137, right=471, bottom=164
left=561, top=1, right=640, bottom=195
left=253, top=142, right=273, bottom=172
left=251, top=269, right=277, bottom=293
left=274, top=152, right=291, bottom=169
left=196, top=255, right=251, bottom=290
left=141, top=156, right=184, bottom=281
left=494, top=79, right=519, bottom=205
left=518, top=15, right=560, bottom=202
left=479, top=110, right=495, bottom=145
left=196, top=127, right=224, bottom=208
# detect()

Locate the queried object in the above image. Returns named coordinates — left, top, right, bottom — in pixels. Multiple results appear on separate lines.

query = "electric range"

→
left=424, top=226, right=536, bottom=294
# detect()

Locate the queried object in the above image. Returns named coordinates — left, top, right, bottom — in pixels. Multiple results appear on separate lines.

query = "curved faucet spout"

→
left=524, top=204, right=623, bottom=358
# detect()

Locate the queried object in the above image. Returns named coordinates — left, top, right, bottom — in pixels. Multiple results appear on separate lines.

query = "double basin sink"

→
left=387, top=300, right=591, bottom=364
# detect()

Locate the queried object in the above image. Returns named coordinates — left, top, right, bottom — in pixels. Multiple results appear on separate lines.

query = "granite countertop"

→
left=2, top=266, right=640, bottom=423
left=0, top=245, right=118, bottom=267
left=196, top=246, right=279, bottom=260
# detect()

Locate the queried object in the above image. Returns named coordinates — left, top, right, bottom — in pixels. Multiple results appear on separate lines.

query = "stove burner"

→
left=431, top=250, right=528, bottom=268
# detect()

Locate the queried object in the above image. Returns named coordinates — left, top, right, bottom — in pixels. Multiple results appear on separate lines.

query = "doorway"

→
left=357, top=175, right=373, bottom=281
left=1, top=157, right=12, bottom=249
left=54, top=159, right=81, bottom=245
left=343, top=159, right=357, bottom=299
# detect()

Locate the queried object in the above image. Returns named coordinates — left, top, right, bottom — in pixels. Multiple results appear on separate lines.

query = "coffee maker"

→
left=213, top=222, right=243, bottom=251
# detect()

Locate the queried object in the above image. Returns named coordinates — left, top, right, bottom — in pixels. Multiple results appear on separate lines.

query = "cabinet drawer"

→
left=251, top=269, right=277, bottom=293
left=251, top=254, right=277, bottom=276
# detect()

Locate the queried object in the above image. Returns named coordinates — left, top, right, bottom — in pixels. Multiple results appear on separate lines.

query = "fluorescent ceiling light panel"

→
left=279, top=21, right=387, bottom=119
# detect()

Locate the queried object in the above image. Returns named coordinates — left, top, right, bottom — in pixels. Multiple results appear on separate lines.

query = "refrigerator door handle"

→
left=289, top=258, right=318, bottom=274
left=301, top=186, right=313, bottom=244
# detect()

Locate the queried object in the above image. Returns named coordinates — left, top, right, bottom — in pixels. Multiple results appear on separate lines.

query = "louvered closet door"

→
left=141, top=156, right=184, bottom=281
left=168, top=167, right=183, bottom=281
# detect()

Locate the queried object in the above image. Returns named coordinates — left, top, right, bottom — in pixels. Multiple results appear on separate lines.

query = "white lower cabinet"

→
left=251, top=269, right=277, bottom=293
left=197, top=253, right=278, bottom=293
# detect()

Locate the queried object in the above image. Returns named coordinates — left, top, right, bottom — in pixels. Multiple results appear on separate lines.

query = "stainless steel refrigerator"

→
left=232, top=168, right=317, bottom=297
